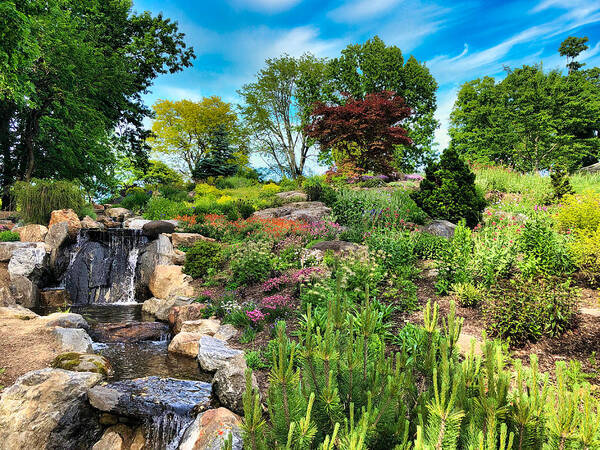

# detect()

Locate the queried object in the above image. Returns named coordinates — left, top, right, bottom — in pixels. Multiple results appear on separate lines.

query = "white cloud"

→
left=328, top=0, right=403, bottom=23
left=433, top=87, right=459, bottom=150
left=156, top=86, right=203, bottom=102
left=228, top=0, right=302, bottom=13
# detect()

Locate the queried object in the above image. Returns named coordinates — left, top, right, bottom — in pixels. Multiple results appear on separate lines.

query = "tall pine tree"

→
left=192, top=125, right=238, bottom=180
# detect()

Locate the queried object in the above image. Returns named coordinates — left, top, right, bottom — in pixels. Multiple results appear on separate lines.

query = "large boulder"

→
left=105, top=207, right=133, bottom=222
left=180, top=318, right=220, bottom=335
left=0, top=368, right=103, bottom=450
left=0, top=241, right=45, bottom=262
left=51, top=327, right=94, bottom=353
left=251, top=201, right=331, bottom=222
left=212, top=354, right=257, bottom=415
left=40, top=288, right=71, bottom=307
left=168, top=303, right=208, bottom=333
left=276, top=190, right=308, bottom=202
left=123, top=218, right=150, bottom=230
left=52, top=352, right=113, bottom=377
left=16, top=224, right=48, bottom=242
left=419, top=220, right=456, bottom=239
left=8, top=274, right=39, bottom=307
left=8, top=247, right=49, bottom=282
left=142, top=296, right=192, bottom=322
left=135, top=234, right=174, bottom=297
left=168, top=319, right=220, bottom=357
left=91, top=321, right=169, bottom=343
left=214, top=324, right=238, bottom=341
left=197, top=336, right=244, bottom=372
left=43, top=312, right=89, bottom=330
left=49, top=209, right=81, bottom=238
left=92, top=425, right=145, bottom=450
left=45, top=221, right=71, bottom=251
left=171, top=233, right=215, bottom=248
left=178, top=408, right=243, bottom=450
left=149, top=265, right=194, bottom=300
left=0, top=304, right=38, bottom=320
left=80, top=216, right=103, bottom=230
left=142, top=220, right=176, bottom=238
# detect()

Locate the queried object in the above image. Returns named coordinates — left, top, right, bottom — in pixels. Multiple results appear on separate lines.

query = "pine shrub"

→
left=183, top=240, right=223, bottom=279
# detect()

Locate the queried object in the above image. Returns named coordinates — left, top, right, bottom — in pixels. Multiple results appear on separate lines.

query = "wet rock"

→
left=213, top=354, right=257, bottom=415
left=0, top=241, right=45, bottom=262
left=419, top=220, right=456, bottom=239
left=142, top=220, right=176, bottom=238
left=105, top=208, right=134, bottom=222
left=8, top=247, right=49, bottom=282
left=81, top=216, right=104, bottom=229
left=15, top=224, right=48, bottom=242
left=40, top=288, right=71, bottom=307
left=43, top=312, right=89, bottom=330
left=0, top=368, right=103, bottom=450
left=91, top=321, right=169, bottom=343
left=213, top=324, right=238, bottom=341
left=149, top=265, right=194, bottom=300
left=49, top=209, right=81, bottom=238
left=251, top=201, right=331, bottom=222
left=276, top=190, right=308, bottom=202
left=168, top=303, right=208, bottom=333
left=52, top=327, right=94, bottom=353
left=97, top=216, right=121, bottom=228
left=197, top=336, right=244, bottom=372
left=92, top=424, right=135, bottom=450
left=136, top=234, right=174, bottom=297
left=52, top=352, right=113, bottom=377
left=178, top=407, right=243, bottom=450
left=141, top=297, right=192, bottom=322
left=88, top=377, right=212, bottom=419
left=171, top=233, right=215, bottom=248
left=168, top=332, right=204, bottom=357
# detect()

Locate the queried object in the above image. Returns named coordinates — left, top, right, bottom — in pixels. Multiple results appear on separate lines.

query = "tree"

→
left=327, top=36, right=438, bottom=170
left=559, top=36, right=589, bottom=74
left=192, top=125, right=238, bottom=180
left=149, top=97, right=239, bottom=174
left=238, top=54, right=328, bottom=179
left=0, top=0, right=194, bottom=207
left=142, top=160, right=183, bottom=186
left=411, top=148, right=486, bottom=227
left=305, top=91, right=412, bottom=174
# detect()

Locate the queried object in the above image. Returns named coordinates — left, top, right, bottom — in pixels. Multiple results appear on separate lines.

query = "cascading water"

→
left=61, top=229, right=149, bottom=304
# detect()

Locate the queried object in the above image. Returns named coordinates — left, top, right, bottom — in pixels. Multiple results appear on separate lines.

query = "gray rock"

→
left=0, top=241, right=45, bottom=262
left=51, top=327, right=94, bottom=353
left=52, top=352, right=113, bottom=377
left=123, top=218, right=151, bottom=229
left=8, top=275, right=39, bottom=308
left=197, top=336, right=244, bottom=372
left=142, top=220, right=176, bottom=238
left=142, top=296, right=191, bottom=322
left=44, top=312, right=89, bottom=330
left=45, top=221, right=71, bottom=250
left=419, top=219, right=457, bottom=239
left=105, top=207, right=133, bottom=222
left=276, top=190, right=308, bottom=202
left=90, top=321, right=169, bottom=343
left=136, top=234, right=174, bottom=297
left=8, top=247, right=49, bottom=281
left=80, top=216, right=103, bottom=229
left=213, top=354, right=257, bottom=414
left=213, top=324, right=238, bottom=341
left=0, top=368, right=103, bottom=450
left=251, top=201, right=331, bottom=223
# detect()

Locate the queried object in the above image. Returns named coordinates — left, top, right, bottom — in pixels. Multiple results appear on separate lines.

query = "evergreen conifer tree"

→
left=191, top=125, right=238, bottom=180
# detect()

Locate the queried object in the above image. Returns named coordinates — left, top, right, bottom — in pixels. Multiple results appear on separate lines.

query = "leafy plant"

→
left=142, top=197, right=189, bottom=220
left=119, top=188, right=150, bottom=212
left=435, top=220, right=474, bottom=294
left=183, top=240, right=223, bottom=279
left=556, top=191, right=600, bottom=233
left=302, top=176, right=337, bottom=205
left=550, top=165, right=575, bottom=200
left=246, top=350, right=270, bottom=370
left=569, top=226, right=600, bottom=285
left=0, top=230, right=20, bottom=242
left=229, top=241, right=274, bottom=286
left=451, top=282, right=483, bottom=307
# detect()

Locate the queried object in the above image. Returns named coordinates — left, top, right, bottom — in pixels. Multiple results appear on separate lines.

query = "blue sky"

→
left=133, top=0, right=600, bottom=169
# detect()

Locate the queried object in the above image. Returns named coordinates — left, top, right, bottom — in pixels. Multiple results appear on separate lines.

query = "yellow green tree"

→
left=149, top=97, right=241, bottom=174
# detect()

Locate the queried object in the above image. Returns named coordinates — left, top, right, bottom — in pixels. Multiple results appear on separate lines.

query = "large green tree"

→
left=326, top=36, right=439, bottom=170
left=0, top=0, right=194, bottom=205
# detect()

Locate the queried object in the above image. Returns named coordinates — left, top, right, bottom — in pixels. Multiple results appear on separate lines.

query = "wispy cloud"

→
left=228, top=0, right=303, bottom=13
left=328, top=0, right=403, bottom=23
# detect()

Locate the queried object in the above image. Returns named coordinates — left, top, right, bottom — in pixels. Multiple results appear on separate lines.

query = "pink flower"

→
left=246, top=309, right=265, bottom=323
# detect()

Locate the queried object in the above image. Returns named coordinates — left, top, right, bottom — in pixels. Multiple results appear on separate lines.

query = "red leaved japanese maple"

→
left=305, top=91, right=413, bottom=174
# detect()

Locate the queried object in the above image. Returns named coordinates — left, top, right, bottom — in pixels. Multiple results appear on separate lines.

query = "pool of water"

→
left=33, top=303, right=154, bottom=324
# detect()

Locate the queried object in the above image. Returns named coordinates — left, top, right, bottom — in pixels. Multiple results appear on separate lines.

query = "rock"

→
left=88, top=377, right=212, bottom=420
left=97, top=216, right=121, bottom=228
left=171, top=232, right=215, bottom=248
left=52, top=327, right=94, bottom=353
left=142, top=220, right=176, bottom=238
left=178, top=407, right=243, bottom=450
left=168, top=332, right=204, bottom=357
left=142, top=297, right=192, bottom=322
left=49, top=209, right=81, bottom=238
left=310, top=240, right=364, bottom=255
left=92, top=424, right=136, bottom=450
left=172, top=248, right=186, bottom=265
left=43, top=312, right=89, bottom=330
left=8, top=274, right=39, bottom=307
left=0, top=241, right=45, bottom=262
left=197, top=336, right=244, bottom=372
left=91, top=321, right=169, bottom=343
left=0, top=286, right=13, bottom=307
left=45, top=221, right=71, bottom=251
left=16, top=224, right=48, bottom=242
left=180, top=318, right=220, bottom=335
left=149, top=265, right=194, bottom=300
left=105, top=207, right=133, bottom=222
left=135, top=234, right=174, bottom=296
left=214, top=324, right=238, bottom=341
left=419, top=220, right=456, bottom=239
left=0, top=368, right=103, bottom=450
left=456, top=333, right=483, bottom=357
left=168, top=303, right=208, bottom=333
left=52, top=352, right=113, bottom=377
left=81, top=215, right=104, bottom=229
left=0, top=304, right=39, bottom=320
left=580, top=308, right=600, bottom=317
left=8, top=246, right=48, bottom=281
left=276, top=190, right=308, bottom=202
left=251, top=201, right=331, bottom=222
left=123, top=218, right=150, bottom=230
left=40, top=288, right=71, bottom=307
left=213, top=354, right=257, bottom=415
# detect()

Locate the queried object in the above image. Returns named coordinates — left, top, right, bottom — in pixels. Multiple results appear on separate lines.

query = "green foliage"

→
left=451, top=282, right=483, bottom=307
left=412, top=148, right=486, bottom=228
left=192, top=125, right=239, bottom=180
left=483, top=276, right=579, bottom=345
left=77, top=204, right=96, bottom=220
left=142, top=160, right=184, bottom=187
left=119, top=189, right=150, bottom=212
left=556, top=191, right=600, bottom=233
left=12, top=179, right=86, bottom=224
left=550, top=165, right=575, bottom=200
left=183, top=240, right=223, bottom=279
left=229, top=241, right=274, bottom=286
left=0, top=230, right=20, bottom=242
left=569, top=226, right=600, bottom=285
left=215, top=176, right=256, bottom=189
left=435, top=221, right=474, bottom=294
left=302, top=176, right=337, bottom=204
left=412, top=231, right=450, bottom=260
left=245, top=350, right=270, bottom=370
left=142, top=197, right=188, bottom=220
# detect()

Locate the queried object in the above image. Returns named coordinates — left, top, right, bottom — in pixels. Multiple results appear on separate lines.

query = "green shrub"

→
left=234, top=199, right=255, bottom=219
left=215, top=176, right=256, bottom=189
left=183, top=240, right=223, bottom=279
left=411, top=232, right=449, bottom=259
left=142, top=197, right=188, bottom=220
left=435, top=221, right=473, bottom=294
left=569, top=226, right=600, bottom=284
left=550, top=165, right=574, bottom=200
left=451, top=282, right=483, bottom=307
left=278, top=177, right=298, bottom=191
left=483, top=276, right=579, bottom=345
left=229, top=241, right=273, bottom=286
left=0, top=230, right=20, bottom=242
left=245, top=350, right=270, bottom=370
left=411, top=148, right=486, bottom=227
left=159, top=184, right=188, bottom=202
left=120, top=189, right=150, bottom=212
left=556, top=191, right=600, bottom=233
left=78, top=204, right=97, bottom=220
left=302, top=176, right=337, bottom=204
left=12, top=179, right=86, bottom=224
left=365, top=230, right=415, bottom=271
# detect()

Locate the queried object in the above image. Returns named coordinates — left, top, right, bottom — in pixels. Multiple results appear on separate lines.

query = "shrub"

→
left=261, top=183, right=280, bottom=196
left=411, top=148, right=486, bottom=227
left=12, top=179, right=86, bottom=224
left=229, top=241, right=273, bottom=286
left=183, top=240, right=223, bottom=279
left=195, top=183, right=222, bottom=197
left=215, top=176, right=256, bottom=189
left=569, top=226, right=600, bottom=284
left=142, top=197, right=188, bottom=220
left=483, top=276, right=579, bottom=345
left=411, top=232, right=449, bottom=259
left=302, top=176, right=337, bottom=205
left=78, top=204, right=97, bottom=220
left=550, top=165, right=574, bottom=200
left=365, top=230, right=415, bottom=271
left=451, top=282, right=483, bottom=307
left=0, top=230, right=20, bottom=242
left=278, top=177, right=298, bottom=191
left=556, top=191, right=600, bottom=233
left=234, top=199, right=255, bottom=219
left=159, top=184, right=188, bottom=202
left=120, top=188, right=150, bottom=212
left=435, top=221, right=473, bottom=294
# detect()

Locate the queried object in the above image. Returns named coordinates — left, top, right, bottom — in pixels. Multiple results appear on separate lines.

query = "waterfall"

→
left=61, top=229, right=149, bottom=304
left=145, top=412, right=194, bottom=450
